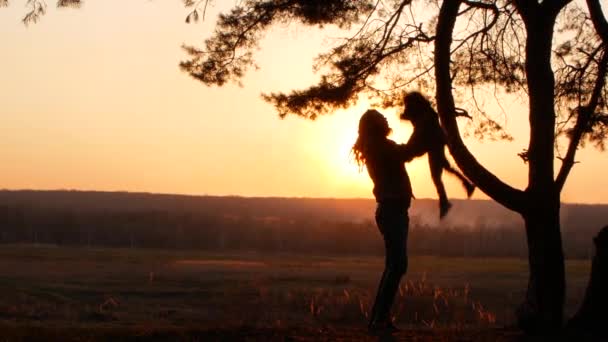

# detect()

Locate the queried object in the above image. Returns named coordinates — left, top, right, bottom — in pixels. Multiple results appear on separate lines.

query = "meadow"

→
left=0, top=244, right=594, bottom=341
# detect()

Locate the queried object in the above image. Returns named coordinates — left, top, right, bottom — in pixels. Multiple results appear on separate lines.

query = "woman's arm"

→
left=396, top=133, right=427, bottom=162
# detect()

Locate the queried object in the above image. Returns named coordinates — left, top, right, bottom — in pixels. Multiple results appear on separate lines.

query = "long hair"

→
left=352, top=109, right=391, bottom=168
left=402, top=91, right=439, bottom=122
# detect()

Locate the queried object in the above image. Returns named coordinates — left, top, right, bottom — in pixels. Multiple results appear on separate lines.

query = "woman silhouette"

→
left=352, top=109, right=419, bottom=334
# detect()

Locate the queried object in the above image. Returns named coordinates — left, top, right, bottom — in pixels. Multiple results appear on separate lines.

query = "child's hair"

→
left=352, top=109, right=391, bottom=167
left=402, top=91, right=439, bottom=122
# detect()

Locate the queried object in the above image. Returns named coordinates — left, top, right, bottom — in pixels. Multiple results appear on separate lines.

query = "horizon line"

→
left=1, top=188, right=606, bottom=206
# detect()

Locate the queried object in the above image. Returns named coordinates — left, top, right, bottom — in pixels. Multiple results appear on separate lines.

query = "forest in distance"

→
left=0, top=190, right=605, bottom=259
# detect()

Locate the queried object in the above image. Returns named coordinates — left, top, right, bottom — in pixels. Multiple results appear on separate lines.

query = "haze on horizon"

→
left=0, top=1, right=606, bottom=204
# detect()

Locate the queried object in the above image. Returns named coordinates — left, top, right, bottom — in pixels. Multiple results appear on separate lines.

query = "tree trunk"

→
left=514, top=5, right=566, bottom=334
left=567, top=226, right=608, bottom=338
left=435, top=1, right=568, bottom=334
left=517, top=197, right=565, bottom=334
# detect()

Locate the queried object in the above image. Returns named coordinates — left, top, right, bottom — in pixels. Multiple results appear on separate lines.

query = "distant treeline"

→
left=0, top=190, right=605, bottom=258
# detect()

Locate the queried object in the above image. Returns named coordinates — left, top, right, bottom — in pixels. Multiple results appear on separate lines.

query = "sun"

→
left=308, top=106, right=375, bottom=197
left=331, top=123, right=366, bottom=179
left=309, top=105, right=433, bottom=198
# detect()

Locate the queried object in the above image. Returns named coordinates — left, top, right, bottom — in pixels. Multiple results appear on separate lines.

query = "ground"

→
left=0, top=245, right=596, bottom=341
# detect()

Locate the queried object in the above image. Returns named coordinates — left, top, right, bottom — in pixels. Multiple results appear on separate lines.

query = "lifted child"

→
left=400, top=91, right=475, bottom=219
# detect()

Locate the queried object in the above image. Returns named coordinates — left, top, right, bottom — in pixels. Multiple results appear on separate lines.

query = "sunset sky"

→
left=0, top=1, right=606, bottom=204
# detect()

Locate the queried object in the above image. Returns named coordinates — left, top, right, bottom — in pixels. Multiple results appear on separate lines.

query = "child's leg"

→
left=430, top=153, right=448, bottom=204
left=429, top=152, right=452, bottom=219
left=443, top=162, right=476, bottom=198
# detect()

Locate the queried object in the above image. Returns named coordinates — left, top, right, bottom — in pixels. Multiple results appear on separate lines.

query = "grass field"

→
left=0, top=244, right=594, bottom=341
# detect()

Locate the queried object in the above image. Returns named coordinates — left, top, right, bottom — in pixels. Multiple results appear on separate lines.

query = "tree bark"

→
left=514, top=3, right=566, bottom=334
left=567, top=226, right=608, bottom=338
left=517, top=199, right=565, bottom=333
left=435, top=0, right=568, bottom=334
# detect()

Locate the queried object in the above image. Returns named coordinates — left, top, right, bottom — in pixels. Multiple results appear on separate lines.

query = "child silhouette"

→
left=400, top=91, right=475, bottom=219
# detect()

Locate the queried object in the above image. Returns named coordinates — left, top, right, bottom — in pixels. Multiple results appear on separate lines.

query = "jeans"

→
left=370, top=200, right=409, bottom=324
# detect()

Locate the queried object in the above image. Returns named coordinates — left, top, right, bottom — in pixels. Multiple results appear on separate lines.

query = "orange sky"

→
left=0, top=1, right=606, bottom=204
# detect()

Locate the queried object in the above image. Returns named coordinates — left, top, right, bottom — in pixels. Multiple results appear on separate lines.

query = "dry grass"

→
left=0, top=244, right=592, bottom=341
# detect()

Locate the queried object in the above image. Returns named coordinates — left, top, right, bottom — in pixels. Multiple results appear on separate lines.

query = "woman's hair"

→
left=402, top=91, right=439, bottom=122
left=352, top=109, right=391, bottom=167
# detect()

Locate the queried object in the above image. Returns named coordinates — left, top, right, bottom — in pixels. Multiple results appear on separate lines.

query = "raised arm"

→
left=396, top=133, right=427, bottom=162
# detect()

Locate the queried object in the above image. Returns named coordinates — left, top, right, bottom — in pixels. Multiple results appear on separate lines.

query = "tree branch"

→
left=586, top=0, right=608, bottom=43
left=263, top=29, right=433, bottom=118
left=450, top=1, right=500, bottom=54
left=555, top=0, right=608, bottom=190
left=435, top=0, right=527, bottom=213
left=512, top=0, right=535, bottom=23
left=541, top=0, right=572, bottom=17
left=378, top=0, right=411, bottom=53
left=555, top=49, right=608, bottom=191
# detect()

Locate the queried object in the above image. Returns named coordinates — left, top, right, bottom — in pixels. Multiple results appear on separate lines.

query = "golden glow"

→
left=314, top=108, right=373, bottom=197
left=0, top=1, right=606, bottom=203
left=305, top=105, right=450, bottom=200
